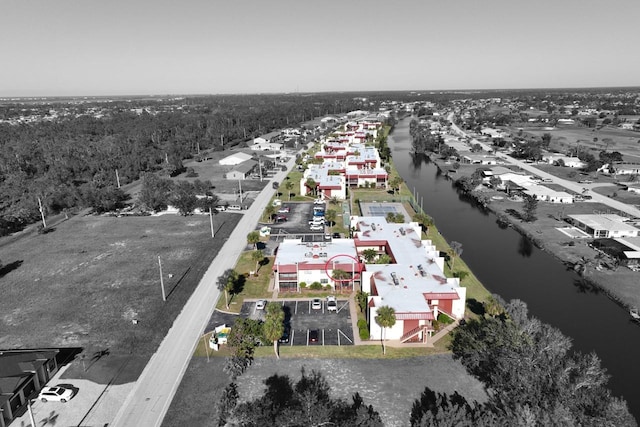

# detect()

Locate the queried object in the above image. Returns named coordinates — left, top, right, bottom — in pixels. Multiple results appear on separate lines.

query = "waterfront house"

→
left=567, top=214, right=640, bottom=238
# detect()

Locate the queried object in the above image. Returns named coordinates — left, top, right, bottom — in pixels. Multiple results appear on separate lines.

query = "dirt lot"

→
left=163, top=354, right=487, bottom=427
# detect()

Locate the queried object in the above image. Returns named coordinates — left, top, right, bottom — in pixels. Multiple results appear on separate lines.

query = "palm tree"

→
left=247, top=231, right=260, bottom=249
left=305, top=178, right=318, bottom=197
left=362, top=249, right=377, bottom=263
left=331, top=268, right=351, bottom=292
left=324, top=209, right=337, bottom=231
left=251, top=249, right=264, bottom=276
left=389, top=176, right=403, bottom=194
left=216, top=269, right=238, bottom=310
left=284, top=180, right=294, bottom=201
left=375, top=305, right=396, bottom=355
left=448, top=241, right=463, bottom=269
left=264, top=204, right=276, bottom=223
left=412, top=212, right=434, bottom=234
left=263, top=302, right=285, bottom=358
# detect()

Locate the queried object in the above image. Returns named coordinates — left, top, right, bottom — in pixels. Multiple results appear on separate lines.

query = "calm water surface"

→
left=390, top=118, right=640, bottom=420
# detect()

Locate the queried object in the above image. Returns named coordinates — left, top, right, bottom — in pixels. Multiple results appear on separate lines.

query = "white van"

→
left=227, top=205, right=242, bottom=211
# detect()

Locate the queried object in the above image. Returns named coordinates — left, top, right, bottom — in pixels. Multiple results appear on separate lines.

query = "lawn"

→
left=215, top=253, right=273, bottom=313
left=0, top=211, right=240, bottom=367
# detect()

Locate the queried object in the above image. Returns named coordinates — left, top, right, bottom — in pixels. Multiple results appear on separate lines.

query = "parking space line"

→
left=322, top=329, right=325, bottom=346
left=294, top=300, right=298, bottom=314
left=337, top=329, right=353, bottom=345
left=336, top=301, right=348, bottom=314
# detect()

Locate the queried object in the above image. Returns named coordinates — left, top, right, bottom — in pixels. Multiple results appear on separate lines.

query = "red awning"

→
left=395, top=312, right=435, bottom=320
left=423, top=292, right=459, bottom=300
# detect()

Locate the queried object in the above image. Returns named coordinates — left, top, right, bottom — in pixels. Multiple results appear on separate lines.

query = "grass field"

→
left=0, top=211, right=240, bottom=364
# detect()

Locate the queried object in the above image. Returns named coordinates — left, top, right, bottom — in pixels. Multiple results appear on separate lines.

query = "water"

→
left=390, top=118, right=640, bottom=420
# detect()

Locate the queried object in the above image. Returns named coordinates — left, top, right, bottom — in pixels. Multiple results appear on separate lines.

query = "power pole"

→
left=209, top=207, right=215, bottom=238
left=37, top=197, right=47, bottom=228
left=115, top=169, right=121, bottom=188
left=158, top=256, right=166, bottom=301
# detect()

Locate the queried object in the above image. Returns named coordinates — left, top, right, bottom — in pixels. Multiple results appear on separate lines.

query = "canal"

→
left=389, top=117, right=640, bottom=420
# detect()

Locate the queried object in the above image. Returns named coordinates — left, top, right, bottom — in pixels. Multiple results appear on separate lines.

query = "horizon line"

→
left=1, top=85, right=640, bottom=100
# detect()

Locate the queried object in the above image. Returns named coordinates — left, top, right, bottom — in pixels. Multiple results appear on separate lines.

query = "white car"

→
left=326, top=296, right=337, bottom=312
left=309, top=224, right=324, bottom=231
left=311, top=298, right=322, bottom=310
left=256, top=300, right=267, bottom=310
left=38, top=386, right=75, bottom=403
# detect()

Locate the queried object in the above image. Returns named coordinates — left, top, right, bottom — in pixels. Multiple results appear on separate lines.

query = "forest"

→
left=0, top=93, right=379, bottom=236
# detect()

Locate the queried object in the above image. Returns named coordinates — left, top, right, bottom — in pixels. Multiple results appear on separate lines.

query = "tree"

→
left=225, top=317, right=263, bottom=379
left=389, top=176, right=403, bottom=194
left=247, top=230, right=260, bottom=249
left=305, top=177, right=318, bottom=197
left=376, top=254, right=392, bottom=264
left=170, top=181, right=198, bottom=215
left=230, top=369, right=382, bottom=426
left=362, top=248, right=377, bottom=263
left=284, top=179, right=294, bottom=200
left=251, top=249, right=264, bottom=275
left=522, top=194, right=538, bottom=222
left=138, top=174, right=173, bottom=212
left=412, top=212, right=434, bottom=233
left=264, top=204, right=276, bottom=223
left=356, top=290, right=369, bottom=313
left=375, top=305, right=396, bottom=355
left=216, top=268, right=238, bottom=309
left=448, top=241, right=463, bottom=269
left=332, top=268, right=351, bottom=292
left=324, top=209, right=337, bottom=231
left=263, top=302, right=285, bottom=358
left=215, top=383, right=239, bottom=426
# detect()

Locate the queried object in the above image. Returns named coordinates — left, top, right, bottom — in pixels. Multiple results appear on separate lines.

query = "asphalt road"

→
left=111, top=156, right=298, bottom=427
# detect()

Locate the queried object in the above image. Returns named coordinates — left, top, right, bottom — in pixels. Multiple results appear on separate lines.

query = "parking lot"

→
left=266, top=201, right=328, bottom=236
left=207, top=298, right=354, bottom=346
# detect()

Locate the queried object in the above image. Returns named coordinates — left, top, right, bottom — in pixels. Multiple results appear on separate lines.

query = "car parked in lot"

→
left=279, top=325, right=291, bottom=343
left=38, top=386, right=75, bottom=403
left=256, top=300, right=267, bottom=310
left=274, top=214, right=287, bottom=223
left=326, top=296, right=337, bottom=312
left=278, top=206, right=290, bottom=213
left=309, top=224, right=324, bottom=231
left=332, top=232, right=341, bottom=238
left=311, top=298, right=322, bottom=310
left=314, top=199, right=324, bottom=205
left=309, top=329, right=319, bottom=343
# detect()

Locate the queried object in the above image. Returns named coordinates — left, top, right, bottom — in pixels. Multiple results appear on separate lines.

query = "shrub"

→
left=310, top=282, right=323, bottom=290
left=359, top=327, right=370, bottom=340
left=324, top=285, right=332, bottom=291
left=357, top=319, right=367, bottom=329
left=437, top=313, right=454, bottom=325
left=299, top=282, right=307, bottom=288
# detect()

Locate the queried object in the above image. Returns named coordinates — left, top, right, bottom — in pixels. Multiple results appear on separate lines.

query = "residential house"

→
left=567, top=214, right=640, bottom=238
left=226, top=160, right=258, bottom=180
left=522, top=187, right=574, bottom=204
left=591, top=237, right=640, bottom=269
left=542, top=154, right=586, bottom=169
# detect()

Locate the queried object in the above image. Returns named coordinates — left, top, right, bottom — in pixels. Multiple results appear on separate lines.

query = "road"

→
left=448, top=114, right=640, bottom=219
left=111, top=155, right=297, bottom=427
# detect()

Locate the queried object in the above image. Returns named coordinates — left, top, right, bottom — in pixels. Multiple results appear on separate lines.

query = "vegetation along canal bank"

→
left=390, top=116, right=640, bottom=421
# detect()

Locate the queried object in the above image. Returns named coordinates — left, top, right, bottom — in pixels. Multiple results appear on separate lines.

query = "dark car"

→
left=274, top=214, right=288, bottom=223
left=309, top=329, right=319, bottom=343
left=279, top=325, right=291, bottom=343
left=332, top=232, right=341, bottom=238
left=272, top=181, right=279, bottom=189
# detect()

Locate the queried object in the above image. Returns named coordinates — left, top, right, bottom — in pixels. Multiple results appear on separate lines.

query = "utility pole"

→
left=220, top=135, right=224, bottom=148
left=238, top=180, right=243, bottom=202
left=27, top=399, right=37, bottom=427
left=209, top=207, right=215, bottom=238
left=115, top=169, right=121, bottom=188
left=37, top=197, right=47, bottom=229
left=158, top=256, right=166, bottom=301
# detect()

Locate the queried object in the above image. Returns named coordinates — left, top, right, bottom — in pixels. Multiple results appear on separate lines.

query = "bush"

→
left=357, top=319, right=367, bottom=329
left=359, top=327, right=370, bottom=340
left=310, top=282, right=323, bottom=290
left=437, top=313, right=454, bottom=325
left=299, top=282, right=307, bottom=289
left=324, top=285, right=332, bottom=291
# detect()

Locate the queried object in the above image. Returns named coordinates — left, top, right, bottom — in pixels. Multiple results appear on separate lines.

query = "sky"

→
left=1, top=0, right=639, bottom=97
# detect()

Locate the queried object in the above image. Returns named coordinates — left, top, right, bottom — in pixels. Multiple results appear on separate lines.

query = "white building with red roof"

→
left=271, top=215, right=466, bottom=345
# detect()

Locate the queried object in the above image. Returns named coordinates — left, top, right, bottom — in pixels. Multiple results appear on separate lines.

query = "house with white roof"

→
left=567, top=214, right=640, bottom=238
left=522, top=187, right=574, bottom=204
left=219, top=151, right=253, bottom=166
left=542, top=154, right=586, bottom=169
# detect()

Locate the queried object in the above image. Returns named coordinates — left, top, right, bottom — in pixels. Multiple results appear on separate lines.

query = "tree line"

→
left=0, top=94, right=369, bottom=236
